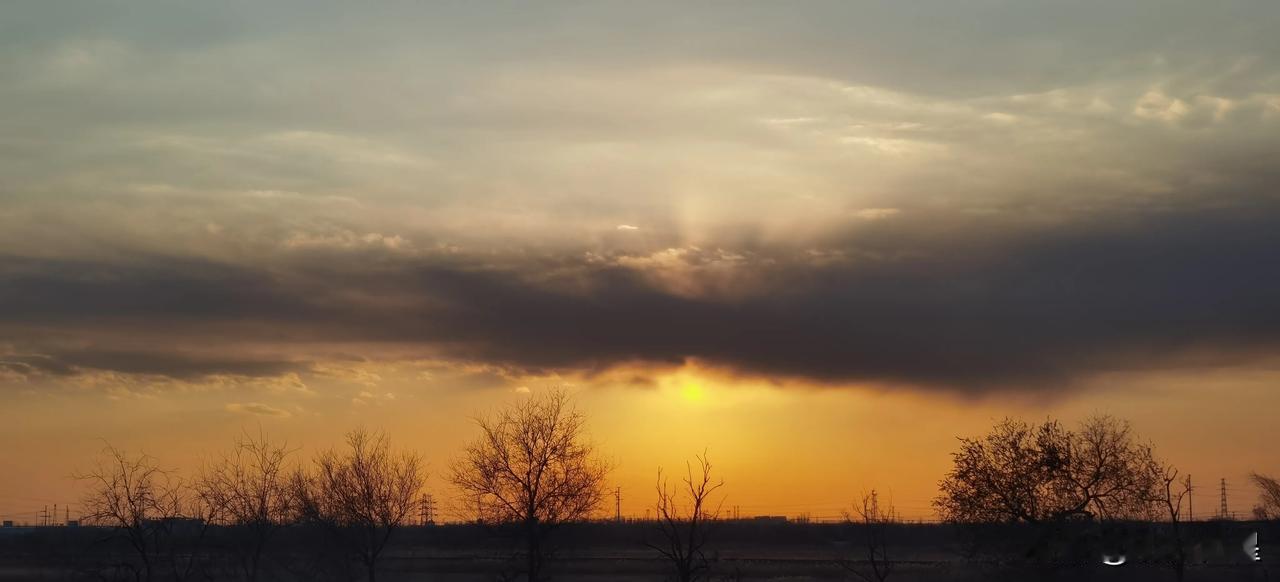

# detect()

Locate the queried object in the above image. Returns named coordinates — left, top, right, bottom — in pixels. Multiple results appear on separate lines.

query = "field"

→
left=1, top=520, right=1273, bottom=581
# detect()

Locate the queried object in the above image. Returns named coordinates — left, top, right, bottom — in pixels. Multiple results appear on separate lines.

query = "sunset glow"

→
left=2, top=2, right=1279, bottom=543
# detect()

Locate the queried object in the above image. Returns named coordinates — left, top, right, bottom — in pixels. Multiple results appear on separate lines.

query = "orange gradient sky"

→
left=4, top=363, right=1279, bottom=523
left=3, top=1, right=1280, bottom=524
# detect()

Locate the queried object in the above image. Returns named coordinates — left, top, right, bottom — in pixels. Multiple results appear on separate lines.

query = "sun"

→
left=680, top=383, right=706, bottom=403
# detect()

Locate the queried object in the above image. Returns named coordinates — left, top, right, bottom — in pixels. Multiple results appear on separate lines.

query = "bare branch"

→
left=449, top=389, right=610, bottom=582
left=292, top=427, right=425, bottom=582
left=647, top=450, right=724, bottom=582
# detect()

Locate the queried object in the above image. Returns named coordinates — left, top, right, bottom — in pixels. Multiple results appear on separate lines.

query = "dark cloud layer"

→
left=4, top=199, right=1279, bottom=392
left=3, top=1, right=1279, bottom=394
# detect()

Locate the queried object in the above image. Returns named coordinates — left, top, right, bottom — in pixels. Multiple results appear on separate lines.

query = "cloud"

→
left=282, top=230, right=411, bottom=252
left=0, top=344, right=309, bottom=385
left=46, top=349, right=306, bottom=380
left=0, top=353, right=77, bottom=378
left=2, top=1, right=1280, bottom=396
left=1134, top=90, right=1192, bottom=123
left=3, top=194, right=1280, bottom=394
left=225, top=402, right=291, bottom=418
left=853, top=208, right=900, bottom=221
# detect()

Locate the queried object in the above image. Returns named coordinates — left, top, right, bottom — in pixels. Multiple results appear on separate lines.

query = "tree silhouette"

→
left=840, top=489, right=896, bottom=582
left=1250, top=472, right=1280, bottom=520
left=646, top=451, right=724, bottom=582
left=76, top=444, right=186, bottom=582
left=450, top=389, right=610, bottom=582
left=195, top=428, right=295, bottom=582
left=934, top=415, right=1161, bottom=525
left=1146, top=462, right=1192, bottom=582
left=291, top=428, right=425, bottom=582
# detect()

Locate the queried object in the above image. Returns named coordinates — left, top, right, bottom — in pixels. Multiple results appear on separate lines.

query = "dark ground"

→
left=0, top=519, right=1273, bottom=581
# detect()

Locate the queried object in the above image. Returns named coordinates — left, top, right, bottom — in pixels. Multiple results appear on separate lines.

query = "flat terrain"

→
left=1, top=520, right=1273, bottom=581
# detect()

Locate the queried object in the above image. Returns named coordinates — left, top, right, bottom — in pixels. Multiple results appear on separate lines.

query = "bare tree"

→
left=1146, top=463, right=1192, bottom=582
left=934, top=415, right=1161, bottom=525
left=450, top=389, right=611, bottom=582
left=839, top=489, right=896, bottom=582
left=646, top=451, right=724, bottom=582
left=195, top=428, right=295, bottom=582
left=1250, top=472, right=1280, bottom=520
left=76, top=444, right=186, bottom=582
left=292, top=428, right=425, bottom=582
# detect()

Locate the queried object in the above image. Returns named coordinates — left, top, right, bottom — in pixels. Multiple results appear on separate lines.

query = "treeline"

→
left=69, top=390, right=720, bottom=582
left=933, top=414, right=1278, bottom=581
left=49, top=392, right=1280, bottom=582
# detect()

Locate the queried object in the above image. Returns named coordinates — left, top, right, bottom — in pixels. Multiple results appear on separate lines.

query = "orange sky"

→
left=4, top=2, right=1280, bottom=527
left=4, top=363, right=1278, bottom=524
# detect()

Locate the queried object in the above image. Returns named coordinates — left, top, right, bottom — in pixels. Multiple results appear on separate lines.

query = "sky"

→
left=3, top=1, right=1280, bottom=523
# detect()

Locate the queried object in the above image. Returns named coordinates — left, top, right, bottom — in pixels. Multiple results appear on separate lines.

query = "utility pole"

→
left=1219, top=478, right=1229, bottom=519
left=1187, top=475, right=1193, bottom=521
left=614, top=487, right=622, bottom=523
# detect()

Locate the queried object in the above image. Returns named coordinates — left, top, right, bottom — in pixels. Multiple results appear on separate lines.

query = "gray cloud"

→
left=225, top=402, right=291, bottom=418
left=3, top=194, right=1279, bottom=392
left=0, top=353, right=77, bottom=377
left=0, top=344, right=310, bottom=384
left=2, top=2, right=1278, bottom=392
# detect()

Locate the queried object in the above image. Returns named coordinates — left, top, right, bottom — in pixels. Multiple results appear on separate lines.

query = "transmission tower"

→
left=420, top=494, right=436, bottom=525
left=614, top=487, right=622, bottom=523
left=1219, top=478, right=1229, bottom=519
